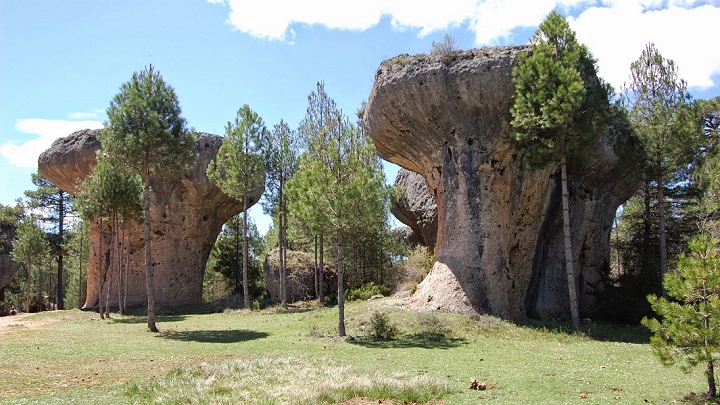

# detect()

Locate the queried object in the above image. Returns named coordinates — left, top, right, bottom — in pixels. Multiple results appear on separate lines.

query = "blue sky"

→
left=2, top=0, right=719, bottom=235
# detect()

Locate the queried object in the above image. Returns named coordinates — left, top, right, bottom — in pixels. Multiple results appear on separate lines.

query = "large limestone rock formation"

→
left=364, top=47, right=641, bottom=320
left=38, top=129, right=263, bottom=307
left=391, top=168, right=438, bottom=252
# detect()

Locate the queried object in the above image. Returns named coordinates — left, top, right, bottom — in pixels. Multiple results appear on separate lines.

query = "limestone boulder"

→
left=391, top=168, right=438, bottom=252
left=38, top=129, right=263, bottom=307
left=263, top=248, right=336, bottom=304
left=364, top=47, right=641, bottom=320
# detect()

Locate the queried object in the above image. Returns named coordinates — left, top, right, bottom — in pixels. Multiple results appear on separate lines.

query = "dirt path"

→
left=0, top=312, right=62, bottom=335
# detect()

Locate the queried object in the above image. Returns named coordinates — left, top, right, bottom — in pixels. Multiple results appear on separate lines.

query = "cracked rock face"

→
left=364, top=47, right=641, bottom=320
left=39, top=129, right=263, bottom=307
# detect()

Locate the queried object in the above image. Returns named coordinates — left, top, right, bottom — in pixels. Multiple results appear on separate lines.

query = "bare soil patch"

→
left=0, top=312, right=63, bottom=335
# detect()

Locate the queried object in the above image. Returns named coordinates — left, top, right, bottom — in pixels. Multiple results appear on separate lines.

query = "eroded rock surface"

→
left=364, top=47, right=641, bottom=320
left=38, top=129, right=263, bottom=307
left=263, top=248, right=336, bottom=304
left=391, top=168, right=438, bottom=252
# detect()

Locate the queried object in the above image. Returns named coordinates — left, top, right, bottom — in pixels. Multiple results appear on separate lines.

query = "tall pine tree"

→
left=101, top=65, right=197, bottom=332
left=208, top=104, right=267, bottom=309
left=511, top=11, right=610, bottom=327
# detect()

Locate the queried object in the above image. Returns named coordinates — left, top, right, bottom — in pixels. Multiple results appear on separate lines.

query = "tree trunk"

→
left=26, top=261, right=32, bottom=312
left=242, top=197, right=250, bottom=309
left=657, top=170, right=668, bottom=284
left=118, top=222, right=125, bottom=315
left=337, top=230, right=346, bottom=337
left=235, top=214, right=241, bottom=293
left=105, top=215, right=115, bottom=319
left=561, top=157, right=580, bottom=328
left=57, top=191, right=65, bottom=310
left=79, top=227, right=84, bottom=309
left=314, top=235, right=319, bottom=299
left=144, top=170, right=159, bottom=332
left=319, top=233, right=324, bottom=302
left=280, top=208, right=287, bottom=308
left=98, top=218, right=105, bottom=319
left=123, top=223, right=130, bottom=314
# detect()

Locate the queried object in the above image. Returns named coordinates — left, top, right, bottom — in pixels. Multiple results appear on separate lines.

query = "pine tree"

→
left=11, top=216, right=50, bottom=312
left=101, top=64, right=197, bottom=332
left=622, top=43, right=698, bottom=289
left=264, top=120, right=299, bottom=307
left=290, top=83, right=390, bottom=336
left=208, top=104, right=267, bottom=309
left=24, top=172, right=74, bottom=310
left=511, top=11, right=610, bottom=328
left=643, top=235, right=720, bottom=398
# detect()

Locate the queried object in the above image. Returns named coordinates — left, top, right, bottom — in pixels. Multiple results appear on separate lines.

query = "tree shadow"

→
left=109, top=315, right=188, bottom=324
left=349, top=333, right=467, bottom=349
left=159, top=329, right=269, bottom=344
left=515, top=319, right=651, bottom=345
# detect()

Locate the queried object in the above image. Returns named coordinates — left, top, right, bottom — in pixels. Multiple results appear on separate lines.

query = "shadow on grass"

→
left=349, top=333, right=467, bottom=349
left=109, top=315, right=188, bottom=324
left=159, top=329, right=269, bottom=344
left=516, top=319, right=651, bottom=344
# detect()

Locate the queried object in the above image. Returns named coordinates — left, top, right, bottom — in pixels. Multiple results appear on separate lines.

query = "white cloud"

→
left=67, top=109, right=104, bottom=120
left=569, top=2, right=720, bottom=91
left=0, top=119, right=103, bottom=169
left=210, top=0, right=720, bottom=91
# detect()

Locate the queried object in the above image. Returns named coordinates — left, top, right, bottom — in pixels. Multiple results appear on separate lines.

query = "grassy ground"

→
left=0, top=298, right=710, bottom=404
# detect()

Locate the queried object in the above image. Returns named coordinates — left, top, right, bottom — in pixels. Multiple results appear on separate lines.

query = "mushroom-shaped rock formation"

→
left=391, top=168, right=438, bottom=252
left=364, top=47, right=641, bottom=320
left=38, top=129, right=264, bottom=307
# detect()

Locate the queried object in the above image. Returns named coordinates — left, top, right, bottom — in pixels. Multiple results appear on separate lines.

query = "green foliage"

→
left=75, top=158, right=142, bottom=222
left=622, top=43, right=698, bottom=176
left=345, top=282, right=393, bottom=301
left=208, top=214, right=266, bottom=299
left=208, top=104, right=268, bottom=205
left=11, top=216, right=50, bottom=312
left=102, top=64, right=197, bottom=179
left=369, top=310, right=397, bottom=339
left=208, top=104, right=268, bottom=309
left=24, top=172, right=74, bottom=230
left=0, top=202, right=23, bottom=227
left=695, top=96, right=720, bottom=218
left=62, top=219, right=90, bottom=308
left=642, top=235, right=720, bottom=397
left=511, top=10, right=609, bottom=168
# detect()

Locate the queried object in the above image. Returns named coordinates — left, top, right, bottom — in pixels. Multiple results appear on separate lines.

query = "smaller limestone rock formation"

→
left=391, top=168, right=438, bottom=252
left=264, top=248, right=336, bottom=304
left=38, top=129, right=264, bottom=307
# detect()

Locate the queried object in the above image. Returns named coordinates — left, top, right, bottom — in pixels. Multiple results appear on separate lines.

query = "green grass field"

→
left=0, top=299, right=711, bottom=404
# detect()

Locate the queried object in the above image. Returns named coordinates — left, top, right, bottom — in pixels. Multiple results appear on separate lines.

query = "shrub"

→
left=430, top=34, right=458, bottom=58
left=417, top=312, right=451, bottom=341
left=345, top=282, right=393, bottom=302
left=369, top=311, right=397, bottom=340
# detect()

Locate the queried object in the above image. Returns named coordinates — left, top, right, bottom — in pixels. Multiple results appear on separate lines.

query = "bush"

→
left=346, top=282, right=393, bottom=302
left=369, top=311, right=397, bottom=340
left=417, top=312, right=451, bottom=341
left=430, top=34, right=458, bottom=58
